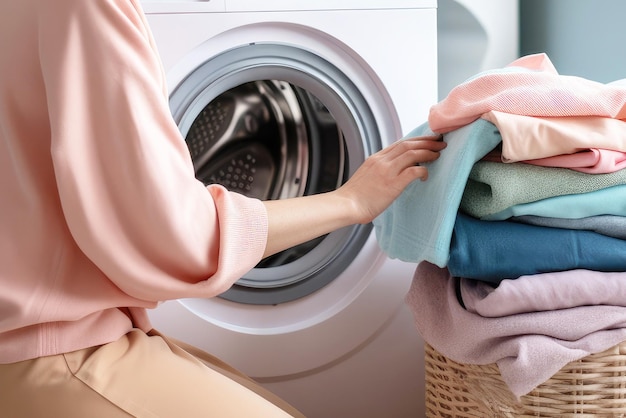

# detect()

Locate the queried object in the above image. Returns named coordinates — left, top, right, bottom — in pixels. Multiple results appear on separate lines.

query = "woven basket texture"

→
left=425, top=343, right=626, bottom=417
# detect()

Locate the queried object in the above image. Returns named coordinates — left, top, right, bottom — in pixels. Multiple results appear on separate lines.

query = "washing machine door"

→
left=169, top=43, right=382, bottom=305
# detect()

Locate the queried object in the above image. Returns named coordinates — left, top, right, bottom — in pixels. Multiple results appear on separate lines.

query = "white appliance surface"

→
left=438, top=0, right=519, bottom=98
left=142, top=1, right=437, bottom=416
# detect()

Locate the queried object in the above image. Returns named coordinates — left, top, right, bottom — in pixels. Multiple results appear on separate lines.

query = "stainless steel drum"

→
left=187, top=81, right=317, bottom=201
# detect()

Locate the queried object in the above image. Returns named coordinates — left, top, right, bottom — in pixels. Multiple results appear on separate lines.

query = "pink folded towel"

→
left=429, top=53, right=626, bottom=133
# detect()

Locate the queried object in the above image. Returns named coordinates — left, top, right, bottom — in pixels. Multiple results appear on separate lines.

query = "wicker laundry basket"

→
left=425, top=342, right=626, bottom=417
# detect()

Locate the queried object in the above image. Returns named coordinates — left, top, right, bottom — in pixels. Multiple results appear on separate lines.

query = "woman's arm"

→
left=262, top=135, right=446, bottom=258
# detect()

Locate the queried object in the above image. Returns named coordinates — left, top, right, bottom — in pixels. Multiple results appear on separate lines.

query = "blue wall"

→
left=520, top=0, right=626, bottom=83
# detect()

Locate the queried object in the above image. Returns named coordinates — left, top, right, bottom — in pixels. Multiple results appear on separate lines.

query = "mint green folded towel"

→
left=461, top=160, right=626, bottom=219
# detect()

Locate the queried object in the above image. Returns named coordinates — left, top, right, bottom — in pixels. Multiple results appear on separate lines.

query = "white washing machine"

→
left=141, top=1, right=437, bottom=417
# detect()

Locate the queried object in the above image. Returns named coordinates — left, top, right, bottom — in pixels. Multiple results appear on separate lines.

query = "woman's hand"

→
left=336, top=134, right=446, bottom=224
left=262, top=135, right=446, bottom=258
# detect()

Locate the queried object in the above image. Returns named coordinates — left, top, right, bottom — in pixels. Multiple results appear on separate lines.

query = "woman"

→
left=0, top=0, right=445, bottom=416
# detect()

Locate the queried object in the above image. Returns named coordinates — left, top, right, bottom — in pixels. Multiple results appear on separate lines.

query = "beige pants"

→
left=0, top=329, right=305, bottom=418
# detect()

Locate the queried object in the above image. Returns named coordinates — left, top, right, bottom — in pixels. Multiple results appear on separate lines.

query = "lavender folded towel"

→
left=461, top=269, right=626, bottom=317
left=407, top=261, right=626, bottom=398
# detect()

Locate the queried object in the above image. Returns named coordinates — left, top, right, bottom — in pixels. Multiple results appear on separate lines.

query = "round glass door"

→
left=169, top=43, right=381, bottom=304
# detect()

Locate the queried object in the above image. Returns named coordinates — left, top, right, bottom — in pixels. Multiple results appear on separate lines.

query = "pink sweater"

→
left=0, top=0, right=268, bottom=363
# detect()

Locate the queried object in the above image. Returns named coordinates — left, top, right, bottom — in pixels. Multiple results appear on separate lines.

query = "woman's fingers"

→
left=336, top=134, right=447, bottom=223
left=364, top=135, right=446, bottom=182
left=381, top=135, right=445, bottom=162
left=378, top=136, right=446, bottom=179
left=398, top=164, right=430, bottom=183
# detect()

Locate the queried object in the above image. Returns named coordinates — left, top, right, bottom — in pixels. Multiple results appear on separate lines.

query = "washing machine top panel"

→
left=142, top=0, right=436, bottom=13
left=143, top=9, right=437, bottom=138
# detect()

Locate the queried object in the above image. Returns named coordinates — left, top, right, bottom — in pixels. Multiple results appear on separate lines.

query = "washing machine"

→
left=141, top=1, right=437, bottom=417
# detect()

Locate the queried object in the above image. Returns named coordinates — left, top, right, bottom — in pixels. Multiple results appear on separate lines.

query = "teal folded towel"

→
left=484, top=184, right=626, bottom=220
left=373, top=119, right=501, bottom=266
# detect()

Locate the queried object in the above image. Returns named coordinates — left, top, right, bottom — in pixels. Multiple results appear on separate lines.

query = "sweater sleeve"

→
left=37, top=0, right=268, bottom=301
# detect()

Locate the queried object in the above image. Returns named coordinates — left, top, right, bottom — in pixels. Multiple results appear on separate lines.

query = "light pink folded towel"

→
left=482, top=146, right=626, bottom=174
left=407, top=262, right=626, bottom=398
left=429, top=53, right=626, bottom=133
left=524, top=148, right=626, bottom=174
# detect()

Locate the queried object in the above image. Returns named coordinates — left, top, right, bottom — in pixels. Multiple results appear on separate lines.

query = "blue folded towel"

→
left=449, top=212, right=626, bottom=282
left=373, top=119, right=501, bottom=266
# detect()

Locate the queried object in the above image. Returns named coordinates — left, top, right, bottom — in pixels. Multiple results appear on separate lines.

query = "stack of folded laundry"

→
left=373, top=53, right=626, bottom=398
